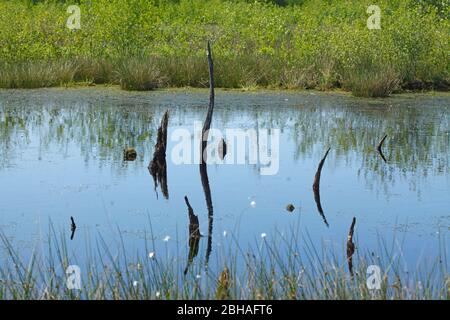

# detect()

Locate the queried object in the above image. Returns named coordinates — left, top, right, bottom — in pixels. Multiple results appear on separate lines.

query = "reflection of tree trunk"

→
left=346, top=217, right=356, bottom=277
left=313, top=187, right=329, bottom=227
left=200, top=163, right=213, bottom=267
left=377, top=134, right=388, bottom=163
left=149, top=110, right=169, bottom=199
left=183, top=196, right=201, bottom=275
left=70, top=216, right=76, bottom=240
left=312, top=148, right=330, bottom=227
left=218, top=138, right=227, bottom=160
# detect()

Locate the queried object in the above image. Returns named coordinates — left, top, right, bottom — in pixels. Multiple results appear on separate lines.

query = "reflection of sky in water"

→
left=0, top=88, right=449, bottom=270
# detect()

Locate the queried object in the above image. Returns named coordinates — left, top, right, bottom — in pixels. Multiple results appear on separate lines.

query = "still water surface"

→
left=0, top=88, right=449, bottom=270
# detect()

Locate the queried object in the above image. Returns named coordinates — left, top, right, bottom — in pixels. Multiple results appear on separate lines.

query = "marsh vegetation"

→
left=0, top=0, right=448, bottom=96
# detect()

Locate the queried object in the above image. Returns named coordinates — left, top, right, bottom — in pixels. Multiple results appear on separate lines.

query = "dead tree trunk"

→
left=200, top=41, right=215, bottom=164
left=199, top=42, right=215, bottom=267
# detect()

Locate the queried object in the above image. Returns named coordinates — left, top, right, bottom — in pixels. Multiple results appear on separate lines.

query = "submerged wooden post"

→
left=346, top=217, right=356, bottom=277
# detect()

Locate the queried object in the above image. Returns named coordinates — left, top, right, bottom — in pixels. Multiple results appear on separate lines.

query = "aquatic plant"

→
left=0, top=223, right=447, bottom=300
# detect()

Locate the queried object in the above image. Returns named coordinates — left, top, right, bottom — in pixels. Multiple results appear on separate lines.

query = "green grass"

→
left=0, top=224, right=447, bottom=300
left=0, top=0, right=448, bottom=97
left=0, top=60, right=78, bottom=89
left=115, top=56, right=165, bottom=91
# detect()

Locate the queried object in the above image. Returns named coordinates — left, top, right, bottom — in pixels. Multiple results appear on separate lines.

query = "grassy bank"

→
left=0, top=225, right=448, bottom=300
left=0, top=0, right=448, bottom=96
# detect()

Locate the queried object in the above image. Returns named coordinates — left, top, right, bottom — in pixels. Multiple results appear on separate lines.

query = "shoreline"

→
left=1, top=84, right=449, bottom=99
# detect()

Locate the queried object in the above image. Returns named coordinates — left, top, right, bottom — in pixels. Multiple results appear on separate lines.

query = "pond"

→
left=0, top=88, right=449, bottom=274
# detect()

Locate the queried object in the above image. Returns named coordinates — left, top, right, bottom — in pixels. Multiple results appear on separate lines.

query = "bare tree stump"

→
left=149, top=110, right=169, bottom=199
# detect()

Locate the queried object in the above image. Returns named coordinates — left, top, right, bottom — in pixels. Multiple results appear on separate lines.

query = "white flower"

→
left=250, top=201, right=256, bottom=208
left=223, top=230, right=227, bottom=237
left=155, top=291, right=161, bottom=298
left=163, top=235, right=170, bottom=242
left=148, top=251, right=155, bottom=259
left=133, top=281, right=138, bottom=287
left=196, top=274, right=201, bottom=279
left=261, top=233, right=267, bottom=239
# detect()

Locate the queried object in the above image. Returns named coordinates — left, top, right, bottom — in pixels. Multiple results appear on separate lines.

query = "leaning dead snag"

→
left=346, top=217, right=356, bottom=277
left=200, top=41, right=215, bottom=164
left=183, top=196, right=201, bottom=275
left=149, top=110, right=169, bottom=199
left=312, top=148, right=331, bottom=227
left=376, top=134, right=388, bottom=163
left=313, top=147, right=331, bottom=192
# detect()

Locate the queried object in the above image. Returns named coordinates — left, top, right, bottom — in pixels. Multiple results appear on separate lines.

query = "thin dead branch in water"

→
left=313, top=148, right=330, bottom=192
left=149, top=110, right=169, bottom=199
left=346, top=217, right=356, bottom=277
left=312, top=148, right=331, bottom=227
left=70, top=216, right=76, bottom=240
left=376, top=134, right=388, bottom=163
left=183, top=196, right=201, bottom=275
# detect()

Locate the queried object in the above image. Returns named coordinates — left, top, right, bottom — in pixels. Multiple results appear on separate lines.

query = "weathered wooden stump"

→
left=149, top=111, right=169, bottom=199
